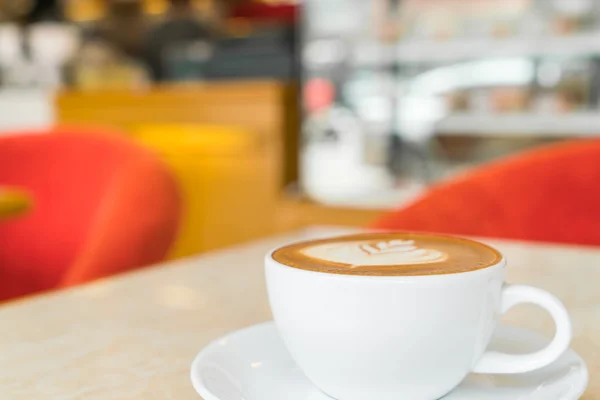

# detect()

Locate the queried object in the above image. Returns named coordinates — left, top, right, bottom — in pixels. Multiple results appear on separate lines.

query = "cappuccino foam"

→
left=272, top=233, right=502, bottom=276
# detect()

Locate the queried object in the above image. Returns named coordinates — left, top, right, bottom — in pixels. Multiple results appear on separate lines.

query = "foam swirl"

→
left=301, top=240, right=448, bottom=268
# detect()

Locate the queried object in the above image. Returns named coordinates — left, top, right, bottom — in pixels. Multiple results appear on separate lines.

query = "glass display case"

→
left=301, top=0, right=600, bottom=207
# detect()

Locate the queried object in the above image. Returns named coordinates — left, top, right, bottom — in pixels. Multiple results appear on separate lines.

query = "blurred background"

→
left=2, top=0, right=600, bottom=300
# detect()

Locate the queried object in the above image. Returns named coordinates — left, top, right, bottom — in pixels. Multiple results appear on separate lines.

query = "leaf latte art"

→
left=302, top=239, right=448, bottom=268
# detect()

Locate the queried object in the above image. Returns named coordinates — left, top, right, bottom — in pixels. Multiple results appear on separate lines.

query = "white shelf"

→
left=435, top=113, right=600, bottom=137
left=395, top=32, right=600, bottom=64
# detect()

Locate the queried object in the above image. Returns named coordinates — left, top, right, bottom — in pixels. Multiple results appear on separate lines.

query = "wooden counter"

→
left=56, top=81, right=299, bottom=186
left=56, top=81, right=301, bottom=255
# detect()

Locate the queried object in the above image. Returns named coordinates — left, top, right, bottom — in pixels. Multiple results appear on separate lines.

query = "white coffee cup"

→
left=265, top=238, right=572, bottom=400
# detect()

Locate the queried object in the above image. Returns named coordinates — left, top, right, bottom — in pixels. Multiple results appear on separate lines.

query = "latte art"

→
left=272, top=232, right=503, bottom=276
left=302, top=240, right=448, bottom=268
left=359, top=239, right=416, bottom=255
left=359, top=240, right=448, bottom=264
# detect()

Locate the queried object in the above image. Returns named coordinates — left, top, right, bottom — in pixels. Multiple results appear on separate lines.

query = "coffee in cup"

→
left=266, top=232, right=572, bottom=400
left=272, top=232, right=502, bottom=276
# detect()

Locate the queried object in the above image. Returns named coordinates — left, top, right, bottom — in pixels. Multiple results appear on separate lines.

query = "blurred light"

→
left=409, top=65, right=458, bottom=95
left=552, top=0, right=593, bottom=15
left=30, top=24, right=80, bottom=64
left=356, top=96, right=392, bottom=123
left=0, top=25, right=21, bottom=65
left=304, top=78, right=335, bottom=113
left=409, top=58, right=534, bottom=95
left=64, top=0, right=105, bottom=22
left=135, top=125, right=256, bottom=156
left=304, top=39, right=347, bottom=67
left=396, top=96, right=447, bottom=142
left=398, top=97, right=446, bottom=124
left=467, top=58, right=534, bottom=87
left=145, top=0, right=168, bottom=15
left=538, top=62, right=562, bottom=88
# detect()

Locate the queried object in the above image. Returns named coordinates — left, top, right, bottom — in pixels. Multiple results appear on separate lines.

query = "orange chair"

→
left=373, top=140, right=600, bottom=247
left=0, top=129, right=181, bottom=302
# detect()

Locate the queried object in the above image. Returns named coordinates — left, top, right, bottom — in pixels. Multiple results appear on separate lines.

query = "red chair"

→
left=0, top=129, right=181, bottom=302
left=373, top=140, right=600, bottom=247
left=231, top=3, right=297, bottom=24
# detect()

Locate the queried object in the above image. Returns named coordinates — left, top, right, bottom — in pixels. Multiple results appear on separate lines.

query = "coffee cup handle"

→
left=472, top=284, right=572, bottom=374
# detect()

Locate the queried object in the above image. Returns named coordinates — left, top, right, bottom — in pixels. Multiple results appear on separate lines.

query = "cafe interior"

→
left=0, top=0, right=599, bottom=398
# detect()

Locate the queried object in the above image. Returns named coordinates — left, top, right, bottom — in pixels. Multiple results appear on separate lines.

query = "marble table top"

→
left=0, top=227, right=598, bottom=399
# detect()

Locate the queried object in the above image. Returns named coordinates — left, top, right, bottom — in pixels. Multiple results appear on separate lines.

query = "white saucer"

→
left=191, top=322, right=588, bottom=400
